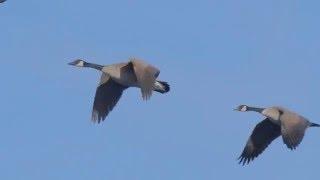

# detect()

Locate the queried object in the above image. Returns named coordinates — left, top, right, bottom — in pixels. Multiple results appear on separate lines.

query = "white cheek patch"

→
left=241, top=106, right=247, bottom=111
left=76, top=61, right=84, bottom=67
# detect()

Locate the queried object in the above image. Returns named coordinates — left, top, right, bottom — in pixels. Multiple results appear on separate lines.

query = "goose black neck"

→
left=84, top=62, right=103, bottom=71
left=247, top=106, right=264, bottom=113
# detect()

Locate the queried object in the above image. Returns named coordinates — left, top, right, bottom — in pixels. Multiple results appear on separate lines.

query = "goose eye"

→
left=279, top=110, right=284, bottom=115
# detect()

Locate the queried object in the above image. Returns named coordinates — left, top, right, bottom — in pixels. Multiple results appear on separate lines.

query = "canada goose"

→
left=68, top=58, right=170, bottom=123
left=234, top=105, right=319, bottom=165
left=0, top=0, right=6, bottom=3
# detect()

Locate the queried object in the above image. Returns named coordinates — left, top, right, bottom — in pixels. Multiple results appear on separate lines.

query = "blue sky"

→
left=1, top=0, right=320, bottom=179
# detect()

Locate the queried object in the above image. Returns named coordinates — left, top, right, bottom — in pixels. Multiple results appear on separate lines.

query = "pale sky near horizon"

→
left=1, top=0, right=320, bottom=179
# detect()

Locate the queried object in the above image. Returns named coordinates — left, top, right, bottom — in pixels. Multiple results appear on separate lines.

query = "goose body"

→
left=234, top=105, right=319, bottom=165
left=69, top=58, right=170, bottom=123
left=101, top=63, right=138, bottom=86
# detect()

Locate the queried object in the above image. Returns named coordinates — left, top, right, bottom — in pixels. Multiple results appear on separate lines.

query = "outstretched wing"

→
left=129, top=59, right=160, bottom=100
left=92, top=73, right=127, bottom=123
left=281, top=115, right=309, bottom=150
left=238, top=118, right=281, bottom=165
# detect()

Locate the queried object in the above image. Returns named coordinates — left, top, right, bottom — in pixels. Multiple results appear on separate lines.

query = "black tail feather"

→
left=310, top=122, right=320, bottom=127
left=155, top=81, right=170, bottom=94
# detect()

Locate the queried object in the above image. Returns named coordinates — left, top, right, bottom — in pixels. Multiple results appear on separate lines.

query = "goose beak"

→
left=233, top=107, right=239, bottom=111
left=68, top=61, right=77, bottom=66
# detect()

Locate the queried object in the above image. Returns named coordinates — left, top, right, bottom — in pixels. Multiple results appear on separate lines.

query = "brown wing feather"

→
left=92, top=74, right=127, bottom=123
left=129, top=59, right=160, bottom=100
left=280, top=115, right=308, bottom=150
left=238, top=118, right=281, bottom=165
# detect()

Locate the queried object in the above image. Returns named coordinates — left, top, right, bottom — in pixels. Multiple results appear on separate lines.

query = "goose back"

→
left=102, top=63, right=138, bottom=87
left=261, top=107, right=283, bottom=124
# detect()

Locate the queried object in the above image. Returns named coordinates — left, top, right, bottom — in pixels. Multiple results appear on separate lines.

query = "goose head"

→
left=68, top=59, right=87, bottom=67
left=234, top=105, right=249, bottom=112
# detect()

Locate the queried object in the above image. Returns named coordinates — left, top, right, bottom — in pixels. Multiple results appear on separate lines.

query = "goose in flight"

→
left=68, top=58, right=170, bottom=123
left=234, top=105, right=319, bottom=165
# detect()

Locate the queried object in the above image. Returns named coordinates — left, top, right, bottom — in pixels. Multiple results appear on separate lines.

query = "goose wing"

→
left=92, top=73, right=127, bottom=123
left=239, top=118, right=281, bottom=165
left=280, top=115, right=308, bottom=150
left=129, top=59, right=160, bottom=100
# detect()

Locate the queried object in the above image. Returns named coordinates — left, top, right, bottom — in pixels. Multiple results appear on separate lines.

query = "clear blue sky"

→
left=1, top=0, right=320, bottom=179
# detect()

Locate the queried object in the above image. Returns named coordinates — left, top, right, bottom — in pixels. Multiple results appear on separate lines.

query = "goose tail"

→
left=154, top=81, right=170, bottom=94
